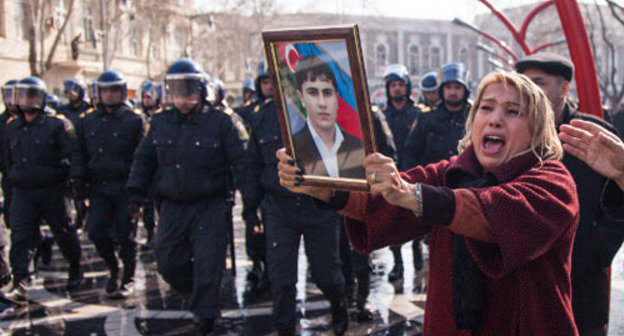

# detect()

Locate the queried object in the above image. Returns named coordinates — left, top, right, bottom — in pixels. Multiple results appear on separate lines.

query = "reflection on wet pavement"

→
left=0, top=198, right=430, bottom=335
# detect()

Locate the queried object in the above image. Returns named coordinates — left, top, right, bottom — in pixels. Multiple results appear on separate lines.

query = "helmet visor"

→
left=165, top=76, right=203, bottom=98
left=2, top=87, right=13, bottom=105
left=16, top=86, right=45, bottom=110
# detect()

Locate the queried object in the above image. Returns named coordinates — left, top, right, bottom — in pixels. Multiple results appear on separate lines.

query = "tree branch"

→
left=44, top=0, right=76, bottom=72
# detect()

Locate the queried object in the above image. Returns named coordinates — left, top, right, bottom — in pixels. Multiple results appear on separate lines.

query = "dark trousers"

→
left=245, top=200, right=266, bottom=264
left=142, top=198, right=156, bottom=242
left=154, top=197, right=228, bottom=319
left=9, top=183, right=81, bottom=279
left=339, top=221, right=370, bottom=305
left=86, top=182, right=137, bottom=281
left=1, top=178, right=12, bottom=228
left=264, top=194, right=345, bottom=329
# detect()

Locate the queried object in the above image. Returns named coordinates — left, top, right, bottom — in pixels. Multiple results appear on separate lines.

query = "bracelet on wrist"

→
left=411, top=183, right=423, bottom=217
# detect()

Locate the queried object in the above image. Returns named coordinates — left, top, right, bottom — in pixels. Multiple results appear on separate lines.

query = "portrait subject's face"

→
left=298, top=78, right=338, bottom=134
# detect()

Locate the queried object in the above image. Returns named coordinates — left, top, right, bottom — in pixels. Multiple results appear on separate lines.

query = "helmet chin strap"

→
left=391, top=94, right=408, bottom=103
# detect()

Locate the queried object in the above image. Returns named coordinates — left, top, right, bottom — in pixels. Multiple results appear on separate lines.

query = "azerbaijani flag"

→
left=276, top=41, right=362, bottom=140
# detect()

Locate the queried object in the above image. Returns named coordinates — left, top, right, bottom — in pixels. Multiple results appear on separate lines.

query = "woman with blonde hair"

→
left=277, top=71, right=580, bottom=335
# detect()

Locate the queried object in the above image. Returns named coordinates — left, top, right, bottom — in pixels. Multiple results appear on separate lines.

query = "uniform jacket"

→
left=382, top=100, right=421, bottom=169
left=58, top=101, right=91, bottom=127
left=402, top=102, right=470, bottom=171
left=126, top=104, right=252, bottom=202
left=292, top=124, right=365, bottom=179
left=342, top=147, right=580, bottom=335
left=76, top=105, right=144, bottom=184
left=4, top=113, right=82, bottom=188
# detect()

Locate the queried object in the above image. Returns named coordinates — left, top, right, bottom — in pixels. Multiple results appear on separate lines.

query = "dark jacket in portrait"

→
left=292, top=124, right=365, bottom=179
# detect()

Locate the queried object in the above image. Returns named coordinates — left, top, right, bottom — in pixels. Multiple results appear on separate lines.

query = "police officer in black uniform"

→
left=419, top=71, right=440, bottom=109
left=5, top=77, right=83, bottom=300
left=138, top=80, right=162, bottom=250
left=380, top=64, right=423, bottom=282
left=59, top=78, right=91, bottom=126
left=246, top=66, right=349, bottom=336
left=241, top=77, right=256, bottom=106
left=516, top=53, right=624, bottom=336
left=404, top=62, right=471, bottom=169
left=339, top=105, right=397, bottom=321
left=127, top=59, right=254, bottom=336
left=76, top=70, right=144, bottom=296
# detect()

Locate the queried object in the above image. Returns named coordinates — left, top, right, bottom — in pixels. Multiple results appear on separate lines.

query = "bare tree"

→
left=586, top=1, right=624, bottom=111
left=23, top=0, right=76, bottom=77
left=98, top=0, right=136, bottom=71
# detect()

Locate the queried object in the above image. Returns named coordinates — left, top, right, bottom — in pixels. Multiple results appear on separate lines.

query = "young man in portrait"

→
left=292, top=55, right=365, bottom=179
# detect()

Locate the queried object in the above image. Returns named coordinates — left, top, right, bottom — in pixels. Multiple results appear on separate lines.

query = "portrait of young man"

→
left=291, top=55, right=365, bottom=179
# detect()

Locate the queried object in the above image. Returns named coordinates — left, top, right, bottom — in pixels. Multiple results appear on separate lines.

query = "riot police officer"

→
left=138, top=80, right=162, bottom=250
left=241, top=77, right=256, bottom=106
left=404, top=62, right=471, bottom=173
left=127, top=59, right=253, bottom=336
left=419, top=71, right=440, bottom=108
left=59, top=78, right=91, bottom=126
left=246, top=66, right=348, bottom=336
left=212, top=78, right=227, bottom=109
left=5, top=77, right=83, bottom=300
left=381, top=64, right=423, bottom=282
left=76, top=70, right=144, bottom=296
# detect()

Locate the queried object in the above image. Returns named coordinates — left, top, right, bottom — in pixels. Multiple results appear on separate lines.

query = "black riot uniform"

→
left=0, top=79, right=18, bottom=228
left=381, top=64, right=422, bottom=281
left=60, top=78, right=91, bottom=229
left=126, top=58, right=253, bottom=334
left=5, top=77, right=83, bottom=294
left=339, top=106, right=396, bottom=320
left=76, top=72, right=144, bottom=294
left=247, top=97, right=347, bottom=334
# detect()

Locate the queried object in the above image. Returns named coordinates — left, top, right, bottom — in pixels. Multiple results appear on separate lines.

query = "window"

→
left=83, top=4, right=95, bottom=46
left=408, top=45, right=419, bottom=76
left=430, top=46, right=441, bottom=70
left=376, top=43, right=387, bottom=69
left=0, top=0, right=6, bottom=37
left=14, top=0, right=28, bottom=40
left=128, top=23, right=139, bottom=56
left=459, top=47, right=469, bottom=66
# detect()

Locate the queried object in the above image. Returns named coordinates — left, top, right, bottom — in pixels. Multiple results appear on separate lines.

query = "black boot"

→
left=356, top=275, right=373, bottom=322
left=330, top=297, right=349, bottom=336
left=194, top=316, right=214, bottom=336
left=66, top=263, right=82, bottom=291
left=277, top=326, right=296, bottom=336
left=105, top=266, right=119, bottom=294
left=387, top=264, right=403, bottom=282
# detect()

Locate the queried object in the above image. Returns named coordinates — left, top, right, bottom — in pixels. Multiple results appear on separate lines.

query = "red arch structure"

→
left=468, top=0, right=603, bottom=118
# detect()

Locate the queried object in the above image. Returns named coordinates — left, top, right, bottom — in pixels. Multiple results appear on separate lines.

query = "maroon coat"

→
left=344, top=147, right=580, bottom=336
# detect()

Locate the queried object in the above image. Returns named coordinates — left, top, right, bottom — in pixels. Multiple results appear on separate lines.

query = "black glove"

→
left=242, top=206, right=263, bottom=234
left=128, top=194, right=143, bottom=217
left=72, top=177, right=88, bottom=201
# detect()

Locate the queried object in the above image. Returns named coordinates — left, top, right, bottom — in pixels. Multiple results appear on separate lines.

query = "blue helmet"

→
left=46, top=93, right=60, bottom=111
left=15, top=77, right=47, bottom=113
left=255, top=60, right=272, bottom=100
left=63, top=78, right=87, bottom=101
left=165, top=59, right=207, bottom=104
left=439, top=62, right=470, bottom=99
left=419, top=71, right=439, bottom=92
left=140, top=80, right=162, bottom=107
left=242, top=77, right=255, bottom=93
left=384, top=64, right=411, bottom=102
left=2, top=79, right=19, bottom=106
left=212, top=78, right=226, bottom=104
left=96, top=70, right=127, bottom=107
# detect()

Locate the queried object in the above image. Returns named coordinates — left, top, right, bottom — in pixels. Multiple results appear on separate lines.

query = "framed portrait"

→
left=262, top=25, right=376, bottom=192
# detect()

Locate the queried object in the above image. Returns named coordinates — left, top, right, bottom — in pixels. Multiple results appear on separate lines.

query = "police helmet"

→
left=419, top=71, right=439, bottom=92
left=96, top=70, right=127, bottom=107
left=2, top=79, right=19, bottom=106
left=438, top=62, right=470, bottom=101
left=140, top=80, right=162, bottom=107
left=63, top=78, right=87, bottom=101
left=15, top=77, right=47, bottom=113
left=255, top=60, right=272, bottom=100
left=165, top=59, right=207, bottom=105
left=46, top=93, right=60, bottom=111
left=212, top=78, right=226, bottom=104
left=384, top=64, right=412, bottom=101
left=242, top=77, right=255, bottom=93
